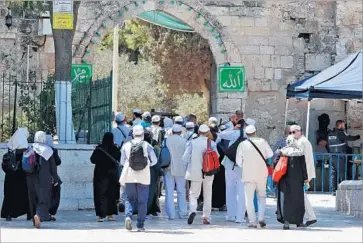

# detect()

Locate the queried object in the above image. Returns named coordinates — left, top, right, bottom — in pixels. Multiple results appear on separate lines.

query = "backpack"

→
left=22, top=147, right=39, bottom=174
left=202, top=139, right=220, bottom=176
left=2, top=150, right=18, bottom=172
left=129, top=141, right=148, bottom=171
left=272, top=156, right=288, bottom=183
left=159, top=139, right=171, bottom=169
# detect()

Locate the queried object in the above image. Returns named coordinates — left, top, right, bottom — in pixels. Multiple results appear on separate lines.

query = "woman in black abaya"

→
left=1, top=128, right=31, bottom=221
left=276, top=135, right=309, bottom=230
left=91, top=132, right=121, bottom=222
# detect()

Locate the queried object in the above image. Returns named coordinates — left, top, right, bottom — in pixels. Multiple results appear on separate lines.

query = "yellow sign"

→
left=53, top=13, right=73, bottom=30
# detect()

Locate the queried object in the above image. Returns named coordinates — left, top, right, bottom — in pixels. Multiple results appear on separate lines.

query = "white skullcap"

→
left=133, top=108, right=142, bottom=114
left=142, top=112, right=151, bottom=118
left=174, top=116, right=183, bottom=123
left=152, top=115, right=160, bottom=122
left=245, top=125, right=256, bottom=134
left=133, top=125, right=144, bottom=136
left=186, top=122, right=195, bottom=129
left=199, top=124, right=210, bottom=133
left=172, top=124, right=183, bottom=133
left=115, top=112, right=125, bottom=122
left=208, top=117, right=218, bottom=124
left=290, top=125, right=302, bottom=131
left=245, top=118, right=256, bottom=126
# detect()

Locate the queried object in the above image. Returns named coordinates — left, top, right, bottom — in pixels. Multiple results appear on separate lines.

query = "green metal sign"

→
left=71, top=64, right=92, bottom=84
left=218, top=66, right=245, bottom=92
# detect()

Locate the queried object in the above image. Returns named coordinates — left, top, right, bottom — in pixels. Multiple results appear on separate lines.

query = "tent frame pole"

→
left=306, top=99, right=312, bottom=140
left=284, top=98, right=289, bottom=126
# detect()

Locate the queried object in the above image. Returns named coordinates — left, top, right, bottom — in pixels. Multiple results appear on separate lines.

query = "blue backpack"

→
left=22, top=147, right=39, bottom=174
left=158, top=139, right=171, bottom=169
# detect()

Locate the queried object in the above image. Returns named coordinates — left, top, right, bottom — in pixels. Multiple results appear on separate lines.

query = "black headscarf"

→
left=101, top=132, right=114, bottom=151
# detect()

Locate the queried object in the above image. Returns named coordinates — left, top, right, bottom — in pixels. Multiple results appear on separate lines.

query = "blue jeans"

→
left=125, top=183, right=149, bottom=228
left=254, top=191, right=258, bottom=212
left=164, top=171, right=187, bottom=218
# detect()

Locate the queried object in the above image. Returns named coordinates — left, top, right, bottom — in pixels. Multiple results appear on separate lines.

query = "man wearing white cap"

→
left=290, top=125, right=317, bottom=227
left=183, top=122, right=198, bottom=141
left=236, top=125, right=273, bottom=228
left=215, top=119, right=246, bottom=223
left=151, top=115, right=163, bottom=143
left=164, top=124, right=188, bottom=219
left=183, top=124, right=219, bottom=225
left=174, top=116, right=186, bottom=135
left=132, top=109, right=143, bottom=126
left=120, top=125, right=157, bottom=232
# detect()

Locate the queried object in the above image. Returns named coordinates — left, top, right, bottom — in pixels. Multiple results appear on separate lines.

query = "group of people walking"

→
left=91, top=109, right=318, bottom=231
left=1, top=109, right=319, bottom=231
left=1, top=128, right=61, bottom=228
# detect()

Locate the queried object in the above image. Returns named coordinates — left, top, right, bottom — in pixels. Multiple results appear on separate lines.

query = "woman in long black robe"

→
left=276, top=155, right=308, bottom=229
left=46, top=135, right=62, bottom=220
left=91, top=132, right=121, bottom=222
left=27, top=131, right=59, bottom=228
left=1, top=149, right=31, bottom=221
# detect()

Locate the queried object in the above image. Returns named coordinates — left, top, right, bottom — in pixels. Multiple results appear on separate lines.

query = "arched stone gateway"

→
left=71, top=0, right=245, bottom=121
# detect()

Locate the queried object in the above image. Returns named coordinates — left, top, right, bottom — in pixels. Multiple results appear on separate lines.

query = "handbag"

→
left=272, top=155, right=288, bottom=183
left=159, top=139, right=171, bottom=169
left=224, top=128, right=246, bottom=164
left=247, top=139, right=273, bottom=176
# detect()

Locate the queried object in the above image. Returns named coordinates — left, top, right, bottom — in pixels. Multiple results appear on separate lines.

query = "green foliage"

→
left=173, top=93, right=209, bottom=123
left=99, top=20, right=150, bottom=52
left=18, top=77, right=57, bottom=138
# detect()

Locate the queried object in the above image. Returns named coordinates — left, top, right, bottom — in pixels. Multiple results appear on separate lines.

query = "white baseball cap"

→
left=172, top=124, right=183, bottom=133
left=133, top=125, right=144, bottom=136
left=199, top=124, right=210, bottom=133
left=245, top=125, right=256, bottom=134
left=115, top=112, right=125, bottom=122
left=152, top=115, right=160, bottom=123
left=208, top=117, right=218, bottom=124
left=186, top=122, right=195, bottom=129
left=133, top=108, right=142, bottom=114
left=142, top=111, right=151, bottom=118
left=174, top=116, right=183, bottom=123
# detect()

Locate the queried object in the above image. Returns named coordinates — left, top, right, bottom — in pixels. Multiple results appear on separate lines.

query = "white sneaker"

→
left=125, top=217, right=132, bottom=231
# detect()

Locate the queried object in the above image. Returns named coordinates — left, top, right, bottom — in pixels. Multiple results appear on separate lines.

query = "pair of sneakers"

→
left=125, top=217, right=145, bottom=232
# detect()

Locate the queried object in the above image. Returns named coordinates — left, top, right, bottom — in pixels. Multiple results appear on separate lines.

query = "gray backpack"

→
left=129, top=141, right=148, bottom=171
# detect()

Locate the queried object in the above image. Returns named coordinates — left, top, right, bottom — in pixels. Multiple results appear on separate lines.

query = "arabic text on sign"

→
left=53, top=13, right=73, bottom=29
left=53, top=0, right=73, bottom=13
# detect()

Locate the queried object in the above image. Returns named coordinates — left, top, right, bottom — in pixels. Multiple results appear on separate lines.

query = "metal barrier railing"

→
left=313, top=153, right=362, bottom=193
left=266, top=153, right=362, bottom=194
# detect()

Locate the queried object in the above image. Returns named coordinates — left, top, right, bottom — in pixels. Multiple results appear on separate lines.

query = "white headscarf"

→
left=163, top=117, right=173, bottom=129
left=45, top=135, right=54, bottom=147
left=33, top=131, right=54, bottom=160
left=281, top=135, right=304, bottom=156
left=7, top=128, right=29, bottom=150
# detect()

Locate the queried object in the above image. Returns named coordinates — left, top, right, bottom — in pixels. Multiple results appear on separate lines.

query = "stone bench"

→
left=336, top=180, right=363, bottom=218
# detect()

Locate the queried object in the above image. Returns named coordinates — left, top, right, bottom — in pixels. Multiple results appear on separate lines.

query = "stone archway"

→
left=72, top=0, right=245, bottom=120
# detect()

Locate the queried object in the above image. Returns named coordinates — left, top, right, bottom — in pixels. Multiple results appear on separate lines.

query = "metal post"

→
left=284, top=98, right=289, bottom=126
left=26, top=45, right=30, bottom=83
left=112, top=26, right=119, bottom=115
left=306, top=100, right=312, bottom=140
left=12, top=81, right=17, bottom=134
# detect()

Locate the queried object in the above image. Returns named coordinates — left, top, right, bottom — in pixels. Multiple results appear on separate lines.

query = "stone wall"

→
left=0, top=0, right=362, bottom=145
left=336, top=180, right=363, bottom=218
left=0, top=144, right=95, bottom=211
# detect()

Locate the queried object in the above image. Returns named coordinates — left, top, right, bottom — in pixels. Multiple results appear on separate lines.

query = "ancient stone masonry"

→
left=0, top=0, right=362, bottom=144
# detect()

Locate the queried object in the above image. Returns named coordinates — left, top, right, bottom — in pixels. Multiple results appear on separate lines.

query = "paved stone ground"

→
left=1, top=194, right=362, bottom=242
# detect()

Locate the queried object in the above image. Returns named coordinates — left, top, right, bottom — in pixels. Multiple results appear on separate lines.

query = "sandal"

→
left=98, top=217, right=104, bottom=222
left=107, top=216, right=115, bottom=221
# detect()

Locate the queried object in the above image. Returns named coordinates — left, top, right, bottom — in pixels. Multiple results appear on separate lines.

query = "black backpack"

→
left=129, top=141, right=148, bottom=171
left=2, top=150, right=18, bottom=172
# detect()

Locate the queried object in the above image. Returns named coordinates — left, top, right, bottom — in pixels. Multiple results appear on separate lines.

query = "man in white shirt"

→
left=183, top=122, right=198, bottom=141
left=236, top=125, right=273, bottom=228
left=183, top=124, right=219, bottom=225
left=119, top=125, right=157, bottom=232
left=165, top=124, right=188, bottom=219
left=290, top=125, right=317, bottom=227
